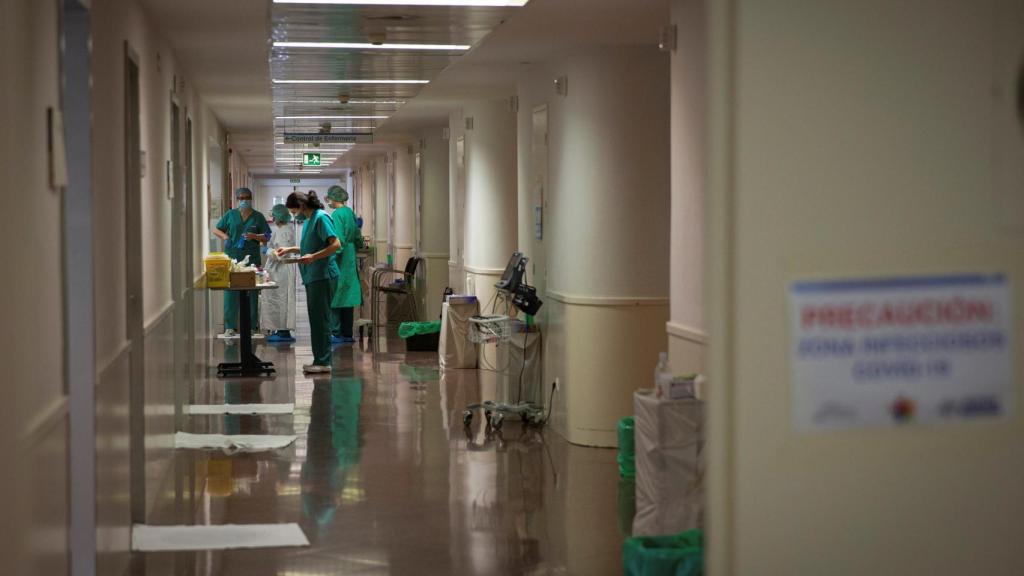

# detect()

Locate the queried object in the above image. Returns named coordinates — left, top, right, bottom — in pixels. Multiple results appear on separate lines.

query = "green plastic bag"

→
left=623, top=530, right=704, bottom=576
left=617, top=416, right=636, bottom=478
left=398, top=320, right=442, bottom=340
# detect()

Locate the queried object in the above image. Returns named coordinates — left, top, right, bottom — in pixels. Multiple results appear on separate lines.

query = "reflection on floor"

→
left=139, top=297, right=624, bottom=575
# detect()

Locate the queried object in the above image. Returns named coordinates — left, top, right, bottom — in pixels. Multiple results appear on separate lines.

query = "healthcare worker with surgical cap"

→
left=275, top=191, right=340, bottom=373
left=326, top=185, right=362, bottom=344
left=262, top=204, right=298, bottom=343
left=212, top=187, right=271, bottom=339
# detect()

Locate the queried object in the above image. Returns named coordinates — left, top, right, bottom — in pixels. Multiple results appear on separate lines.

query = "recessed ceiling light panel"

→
left=274, top=41, right=471, bottom=51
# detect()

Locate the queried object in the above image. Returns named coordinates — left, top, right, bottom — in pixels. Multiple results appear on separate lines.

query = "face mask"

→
left=293, top=211, right=306, bottom=222
left=238, top=200, right=252, bottom=210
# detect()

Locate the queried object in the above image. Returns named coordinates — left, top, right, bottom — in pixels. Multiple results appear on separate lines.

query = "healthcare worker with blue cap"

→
left=275, top=190, right=340, bottom=373
left=326, top=185, right=362, bottom=344
left=262, top=204, right=298, bottom=343
left=212, top=187, right=271, bottom=339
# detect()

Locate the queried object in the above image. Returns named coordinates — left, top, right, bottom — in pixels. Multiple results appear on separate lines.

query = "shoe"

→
left=217, top=329, right=239, bottom=339
left=303, top=364, right=331, bottom=374
left=267, top=333, right=296, bottom=343
left=330, top=335, right=344, bottom=345
left=340, top=336, right=357, bottom=344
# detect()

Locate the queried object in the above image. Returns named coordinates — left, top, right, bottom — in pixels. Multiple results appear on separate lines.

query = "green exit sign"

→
left=302, top=152, right=321, bottom=167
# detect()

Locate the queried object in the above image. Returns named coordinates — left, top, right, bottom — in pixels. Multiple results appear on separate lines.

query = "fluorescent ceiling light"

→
left=273, top=79, right=428, bottom=85
left=275, top=41, right=470, bottom=51
left=274, top=115, right=388, bottom=120
left=274, top=0, right=527, bottom=5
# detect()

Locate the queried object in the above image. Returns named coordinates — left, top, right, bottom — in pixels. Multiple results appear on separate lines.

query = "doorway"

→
left=124, top=42, right=146, bottom=525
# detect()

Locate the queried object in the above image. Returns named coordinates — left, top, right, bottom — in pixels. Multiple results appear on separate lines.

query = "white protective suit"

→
left=260, top=223, right=297, bottom=331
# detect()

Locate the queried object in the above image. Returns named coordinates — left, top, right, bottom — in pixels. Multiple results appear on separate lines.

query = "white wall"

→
left=254, top=179, right=340, bottom=218
left=463, top=98, right=518, bottom=285
left=92, top=0, right=220, bottom=351
left=707, top=0, right=1024, bottom=573
left=374, top=154, right=390, bottom=265
left=521, top=47, right=671, bottom=446
left=420, top=127, right=451, bottom=319
left=667, top=0, right=709, bottom=376
left=0, top=0, right=66, bottom=572
left=448, top=109, right=467, bottom=292
left=394, top=143, right=416, bottom=266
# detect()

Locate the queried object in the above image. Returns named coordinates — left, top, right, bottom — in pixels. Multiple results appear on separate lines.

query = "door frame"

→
left=61, top=0, right=96, bottom=573
left=123, top=40, right=146, bottom=526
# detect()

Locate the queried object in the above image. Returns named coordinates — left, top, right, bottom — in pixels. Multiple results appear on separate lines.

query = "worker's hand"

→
left=244, top=232, right=262, bottom=241
left=296, top=255, right=314, bottom=266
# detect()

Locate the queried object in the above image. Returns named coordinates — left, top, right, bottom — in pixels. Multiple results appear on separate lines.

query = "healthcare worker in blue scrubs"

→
left=326, top=185, right=362, bottom=344
left=275, top=190, right=340, bottom=373
left=212, top=187, right=271, bottom=339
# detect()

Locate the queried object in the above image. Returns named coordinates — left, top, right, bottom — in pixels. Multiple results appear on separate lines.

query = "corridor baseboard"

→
left=131, top=523, right=309, bottom=551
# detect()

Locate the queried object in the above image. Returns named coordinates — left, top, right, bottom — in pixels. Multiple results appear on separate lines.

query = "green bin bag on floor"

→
left=623, top=530, right=704, bottom=576
left=617, top=416, right=636, bottom=478
left=398, top=320, right=442, bottom=340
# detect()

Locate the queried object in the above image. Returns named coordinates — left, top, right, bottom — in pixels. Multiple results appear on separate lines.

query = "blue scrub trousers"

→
left=306, top=278, right=337, bottom=366
left=224, top=290, right=259, bottom=332
left=332, top=307, right=354, bottom=338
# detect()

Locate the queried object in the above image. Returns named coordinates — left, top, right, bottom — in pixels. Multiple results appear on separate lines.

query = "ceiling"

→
left=267, top=2, right=521, bottom=175
left=137, top=0, right=272, bottom=131
left=138, top=0, right=668, bottom=177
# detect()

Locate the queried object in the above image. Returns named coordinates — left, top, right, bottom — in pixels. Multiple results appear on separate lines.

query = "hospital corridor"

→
left=1, top=0, right=1023, bottom=575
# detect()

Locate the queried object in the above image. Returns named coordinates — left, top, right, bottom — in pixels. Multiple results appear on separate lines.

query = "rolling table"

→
left=211, top=283, right=278, bottom=378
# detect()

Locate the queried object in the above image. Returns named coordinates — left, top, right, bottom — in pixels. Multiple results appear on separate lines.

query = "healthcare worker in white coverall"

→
left=262, top=204, right=298, bottom=343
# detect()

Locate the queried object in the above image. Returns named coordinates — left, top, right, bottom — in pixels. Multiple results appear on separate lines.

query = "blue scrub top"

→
left=216, top=208, right=271, bottom=264
left=298, top=209, right=340, bottom=286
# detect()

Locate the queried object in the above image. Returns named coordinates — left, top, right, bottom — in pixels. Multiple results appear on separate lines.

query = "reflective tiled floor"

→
left=139, top=292, right=627, bottom=575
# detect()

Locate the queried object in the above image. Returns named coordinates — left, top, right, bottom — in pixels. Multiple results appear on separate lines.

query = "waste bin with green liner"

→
left=623, top=530, right=704, bottom=576
left=399, top=320, right=442, bottom=352
left=617, top=416, right=636, bottom=478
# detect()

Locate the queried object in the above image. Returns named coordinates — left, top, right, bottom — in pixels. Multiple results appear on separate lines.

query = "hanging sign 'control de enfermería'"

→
left=789, top=274, right=1013, bottom=431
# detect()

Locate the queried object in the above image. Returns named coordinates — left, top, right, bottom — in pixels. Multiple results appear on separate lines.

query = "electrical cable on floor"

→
left=515, top=268, right=531, bottom=404
left=542, top=380, right=557, bottom=425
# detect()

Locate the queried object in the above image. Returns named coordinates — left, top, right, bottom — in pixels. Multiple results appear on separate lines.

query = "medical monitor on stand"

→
left=494, top=252, right=527, bottom=294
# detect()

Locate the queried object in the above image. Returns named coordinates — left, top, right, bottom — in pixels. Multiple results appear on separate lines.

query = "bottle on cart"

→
left=654, top=352, right=672, bottom=400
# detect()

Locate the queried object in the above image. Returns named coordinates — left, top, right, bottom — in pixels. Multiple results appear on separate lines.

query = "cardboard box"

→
left=230, top=271, right=256, bottom=288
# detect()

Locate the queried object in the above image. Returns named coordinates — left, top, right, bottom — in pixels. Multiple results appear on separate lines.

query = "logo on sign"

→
left=889, top=396, right=916, bottom=423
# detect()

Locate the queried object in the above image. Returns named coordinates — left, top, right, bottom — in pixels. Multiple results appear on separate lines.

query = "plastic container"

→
left=204, top=252, right=232, bottom=288
left=399, top=320, right=442, bottom=340
left=618, top=476, right=637, bottom=537
left=654, top=352, right=674, bottom=400
left=617, top=416, right=636, bottom=478
left=400, top=320, right=442, bottom=352
left=623, top=530, right=704, bottom=576
left=405, top=331, right=440, bottom=352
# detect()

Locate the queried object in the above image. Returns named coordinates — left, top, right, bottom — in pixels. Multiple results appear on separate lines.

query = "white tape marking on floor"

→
left=174, top=432, right=297, bottom=454
left=132, top=523, right=309, bottom=551
left=186, top=403, right=295, bottom=415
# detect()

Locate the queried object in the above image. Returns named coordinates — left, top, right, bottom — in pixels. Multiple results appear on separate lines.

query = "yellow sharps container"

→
left=204, top=252, right=232, bottom=288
